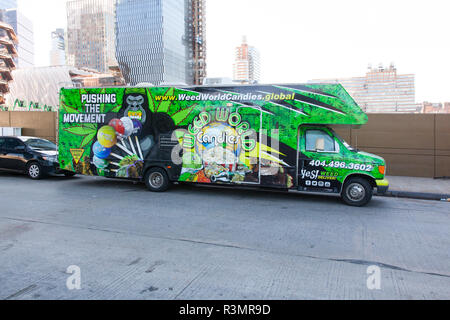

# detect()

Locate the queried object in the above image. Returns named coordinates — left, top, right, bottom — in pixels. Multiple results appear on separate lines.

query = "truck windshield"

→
left=330, top=129, right=358, bottom=152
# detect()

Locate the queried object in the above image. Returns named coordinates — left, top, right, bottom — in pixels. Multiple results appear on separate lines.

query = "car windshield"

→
left=23, top=138, right=56, bottom=150
left=330, top=129, right=358, bottom=152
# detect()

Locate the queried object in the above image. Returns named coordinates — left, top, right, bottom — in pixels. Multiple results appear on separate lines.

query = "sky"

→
left=18, top=0, right=450, bottom=102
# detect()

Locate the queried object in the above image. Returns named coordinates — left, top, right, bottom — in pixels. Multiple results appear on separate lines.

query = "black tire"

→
left=27, top=162, right=43, bottom=180
left=341, top=177, right=373, bottom=206
left=144, top=167, right=170, bottom=192
left=64, top=171, right=76, bottom=177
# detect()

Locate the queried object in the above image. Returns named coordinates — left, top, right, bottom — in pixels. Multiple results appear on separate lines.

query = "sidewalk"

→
left=377, top=176, right=450, bottom=201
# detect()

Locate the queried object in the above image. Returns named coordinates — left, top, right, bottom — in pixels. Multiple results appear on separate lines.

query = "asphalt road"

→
left=0, top=172, right=449, bottom=299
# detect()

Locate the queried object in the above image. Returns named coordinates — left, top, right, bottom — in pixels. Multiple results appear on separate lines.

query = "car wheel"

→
left=341, top=177, right=373, bottom=206
left=27, top=162, right=43, bottom=180
left=144, top=167, right=170, bottom=192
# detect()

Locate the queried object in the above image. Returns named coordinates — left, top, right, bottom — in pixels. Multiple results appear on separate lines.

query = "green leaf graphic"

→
left=157, top=87, right=174, bottom=113
left=83, top=123, right=97, bottom=130
left=147, top=88, right=156, bottom=112
left=63, top=126, right=89, bottom=136
left=80, top=132, right=96, bottom=148
left=172, top=104, right=196, bottom=125
left=110, top=104, right=122, bottom=113
left=63, top=126, right=92, bottom=136
left=62, top=103, right=79, bottom=114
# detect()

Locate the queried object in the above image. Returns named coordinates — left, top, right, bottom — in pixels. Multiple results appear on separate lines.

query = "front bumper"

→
left=376, top=179, right=389, bottom=194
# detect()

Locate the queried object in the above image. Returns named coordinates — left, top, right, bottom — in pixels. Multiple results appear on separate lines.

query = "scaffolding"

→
left=0, top=18, right=18, bottom=105
left=186, top=0, right=206, bottom=85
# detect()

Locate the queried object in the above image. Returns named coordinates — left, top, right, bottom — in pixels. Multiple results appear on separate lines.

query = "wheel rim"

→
left=346, top=182, right=365, bottom=202
left=29, top=164, right=40, bottom=178
left=149, top=172, right=164, bottom=188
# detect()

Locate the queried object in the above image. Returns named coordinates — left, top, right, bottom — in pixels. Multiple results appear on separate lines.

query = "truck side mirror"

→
left=315, top=138, right=325, bottom=152
left=15, top=145, right=26, bottom=151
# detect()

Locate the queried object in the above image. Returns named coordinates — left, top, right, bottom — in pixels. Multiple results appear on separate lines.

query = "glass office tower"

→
left=4, top=9, right=34, bottom=68
left=115, top=0, right=187, bottom=85
left=66, top=0, right=117, bottom=73
left=0, top=0, right=16, bottom=9
left=0, top=0, right=35, bottom=68
left=50, top=28, right=66, bottom=66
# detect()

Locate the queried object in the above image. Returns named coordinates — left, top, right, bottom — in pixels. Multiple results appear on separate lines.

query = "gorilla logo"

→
left=124, top=95, right=146, bottom=123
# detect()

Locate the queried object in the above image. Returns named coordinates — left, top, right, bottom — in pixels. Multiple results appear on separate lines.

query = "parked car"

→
left=0, top=136, right=75, bottom=179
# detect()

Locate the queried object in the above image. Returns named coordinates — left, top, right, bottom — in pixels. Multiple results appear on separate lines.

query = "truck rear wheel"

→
left=144, top=167, right=170, bottom=192
left=341, top=177, right=373, bottom=206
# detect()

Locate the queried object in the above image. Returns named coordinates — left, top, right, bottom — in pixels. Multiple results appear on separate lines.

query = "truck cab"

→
left=297, top=125, right=388, bottom=206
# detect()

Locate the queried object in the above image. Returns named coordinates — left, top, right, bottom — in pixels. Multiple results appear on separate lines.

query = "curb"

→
left=376, top=190, right=450, bottom=202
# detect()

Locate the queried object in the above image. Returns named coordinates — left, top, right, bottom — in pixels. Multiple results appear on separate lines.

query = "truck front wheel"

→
left=341, top=177, right=373, bottom=206
left=144, top=167, right=170, bottom=192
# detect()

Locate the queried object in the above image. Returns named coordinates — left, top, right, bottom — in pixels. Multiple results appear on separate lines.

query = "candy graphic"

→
left=195, top=122, right=241, bottom=158
left=108, top=118, right=125, bottom=136
left=120, top=117, right=134, bottom=137
left=132, top=119, right=142, bottom=133
left=93, top=155, right=108, bottom=169
left=97, top=125, right=117, bottom=148
left=92, top=141, right=111, bottom=159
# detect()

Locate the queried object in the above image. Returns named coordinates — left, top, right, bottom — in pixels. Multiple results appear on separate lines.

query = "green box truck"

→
left=58, top=83, right=389, bottom=206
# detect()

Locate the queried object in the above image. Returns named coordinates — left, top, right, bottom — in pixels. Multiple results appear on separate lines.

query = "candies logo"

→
left=183, top=109, right=256, bottom=152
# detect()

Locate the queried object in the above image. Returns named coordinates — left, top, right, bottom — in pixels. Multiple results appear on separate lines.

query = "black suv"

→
left=0, top=136, right=75, bottom=179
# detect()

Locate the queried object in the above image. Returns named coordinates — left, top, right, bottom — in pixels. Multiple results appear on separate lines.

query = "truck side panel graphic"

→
left=59, top=84, right=383, bottom=193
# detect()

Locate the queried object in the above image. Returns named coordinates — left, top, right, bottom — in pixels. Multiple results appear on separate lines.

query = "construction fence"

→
left=334, top=114, right=450, bottom=178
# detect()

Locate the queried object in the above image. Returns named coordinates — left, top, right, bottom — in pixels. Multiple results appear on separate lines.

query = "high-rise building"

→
left=0, top=0, right=16, bottom=10
left=0, top=4, right=34, bottom=68
left=420, top=101, right=450, bottom=113
left=0, top=9, right=17, bottom=104
left=3, top=9, right=34, bottom=68
left=115, top=0, right=188, bottom=85
left=66, top=0, right=117, bottom=73
left=202, top=77, right=234, bottom=85
left=233, top=36, right=260, bottom=84
left=185, top=0, right=206, bottom=85
left=50, top=28, right=65, bottom=66
left=309, top=64, right=417, bottom=113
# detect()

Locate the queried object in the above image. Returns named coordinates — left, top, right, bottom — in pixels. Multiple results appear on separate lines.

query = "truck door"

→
left=297, top=126, right=342, bottom=193
left=203, top=106, right=261, bottom=185
left=236, top=106, right=261, bottom=185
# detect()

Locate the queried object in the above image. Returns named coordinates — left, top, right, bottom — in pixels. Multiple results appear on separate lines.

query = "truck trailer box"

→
left=58, top=84, right=388, bottom=206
